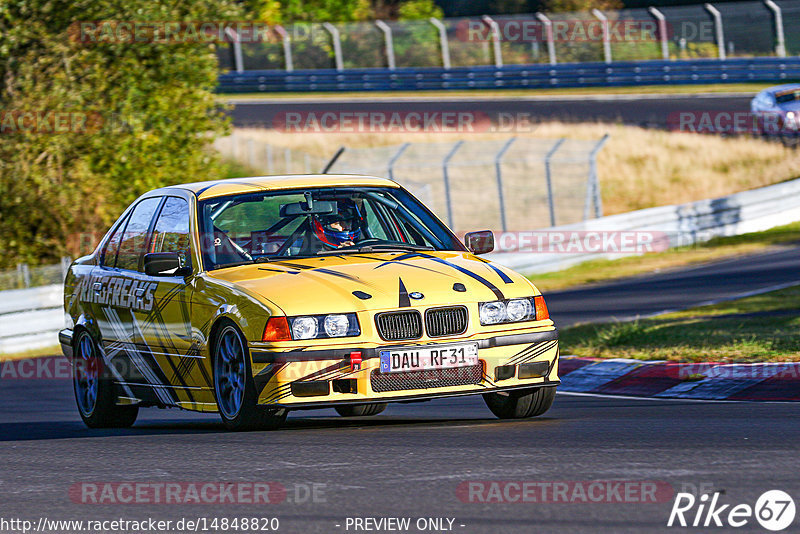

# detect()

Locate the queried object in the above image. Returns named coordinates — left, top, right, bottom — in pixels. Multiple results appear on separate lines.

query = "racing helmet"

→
left=312, top=199, right=363, bottom=247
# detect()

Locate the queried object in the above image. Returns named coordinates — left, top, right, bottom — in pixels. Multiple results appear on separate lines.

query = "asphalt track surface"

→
left=3, top=247, right=800, bottom=533
left=546, top=243, right=800, bottom=327
left=229, top=93, right=753, bottom=130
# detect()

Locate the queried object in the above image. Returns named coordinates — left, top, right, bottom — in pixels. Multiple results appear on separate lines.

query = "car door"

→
left=106, top=195, right=177, bottom=405
left=131, top=195, right=206, bottom=407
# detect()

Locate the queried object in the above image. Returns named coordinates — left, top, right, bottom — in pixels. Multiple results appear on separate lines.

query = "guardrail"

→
left=0, top=285, right=63, bottom=355
left=487, top=175, right=800, bottom=275
left=218, top=57, right=800, bottom=93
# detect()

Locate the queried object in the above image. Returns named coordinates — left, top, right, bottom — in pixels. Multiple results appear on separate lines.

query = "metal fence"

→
left=219, top=0, right=797, bottom=73
left=215, top=133, right=609, bottom=233
left=0, top=258, right=72, bottom=291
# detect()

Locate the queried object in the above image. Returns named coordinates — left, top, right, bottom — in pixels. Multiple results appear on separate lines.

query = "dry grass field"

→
left=227, top=123, right=800, bottom=217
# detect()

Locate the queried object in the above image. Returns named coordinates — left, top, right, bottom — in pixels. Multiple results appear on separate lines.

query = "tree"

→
left=542, top=0, right=623, bottom=12
left=0, top=0, right=236, bottom=268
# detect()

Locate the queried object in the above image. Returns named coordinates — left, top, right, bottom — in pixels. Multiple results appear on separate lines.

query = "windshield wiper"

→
left=212, top=260, right=255, bottom=270
left=316, top=243, right=434, bottom=255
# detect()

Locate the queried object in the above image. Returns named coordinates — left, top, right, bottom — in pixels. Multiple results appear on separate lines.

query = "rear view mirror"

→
left=144, top=252, right=192, bottom=277
left=464, top=231, right=494, bottom=255
left=280, top=200, right=336, bottom=217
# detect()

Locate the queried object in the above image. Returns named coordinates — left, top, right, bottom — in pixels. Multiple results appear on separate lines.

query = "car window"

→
left=116, top=197, right=162, bottom=271
left=150, top=197, right=191, bottom=261
left=100, top=211, right=131, bottom=268
left=198, top=187, right=464, bottom=270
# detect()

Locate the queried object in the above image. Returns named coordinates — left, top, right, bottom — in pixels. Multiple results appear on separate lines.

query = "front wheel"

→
left=335, top=403, right=387, bottom=417
left=73, top=330, right=138, bottom=428
left=483, top=386, right=556, bottom=419
left=212, top=322, right=287, bottom=431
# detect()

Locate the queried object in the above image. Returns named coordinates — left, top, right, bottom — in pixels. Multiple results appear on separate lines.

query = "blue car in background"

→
left=751, top=83, right=800, bottom=146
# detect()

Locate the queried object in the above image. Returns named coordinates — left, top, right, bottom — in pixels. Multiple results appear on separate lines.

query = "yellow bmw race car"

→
left=60, top=175, right=559, bottom=430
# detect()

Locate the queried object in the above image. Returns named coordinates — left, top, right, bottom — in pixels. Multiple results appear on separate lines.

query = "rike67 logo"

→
left=668, top=490, right=796, bottom=531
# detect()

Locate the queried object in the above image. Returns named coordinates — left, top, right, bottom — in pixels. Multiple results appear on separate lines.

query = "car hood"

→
left=777, top=101, right=800, bottom=113
left=207, top=251, right=536, bottom=316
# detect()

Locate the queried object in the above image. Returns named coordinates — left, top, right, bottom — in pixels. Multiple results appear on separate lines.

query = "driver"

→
left=312, top=199, right=363, bottom=249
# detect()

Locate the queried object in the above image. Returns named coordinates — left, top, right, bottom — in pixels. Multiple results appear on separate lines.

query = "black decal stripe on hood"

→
left=398, top=278, right=411, bottom=308
left=421, top=255, right=505, bottom=300
left=313, top=267, right=363, bottom=283
left=374, top=255, right=450, bottom=276
left=473, top=257, right=514, bottom=284
left=258, top=268, right=301, bottom=274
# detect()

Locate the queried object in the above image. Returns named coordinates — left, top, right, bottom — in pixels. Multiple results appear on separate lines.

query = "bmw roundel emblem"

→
left=409, top=292, right=424, bottom=300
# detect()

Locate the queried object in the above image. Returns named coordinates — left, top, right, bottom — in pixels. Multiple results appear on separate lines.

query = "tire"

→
left=483, top=386, right=556, bottom=419
left=335, top=403, right=387, bottom=417
left=73, top=330, right=138, bottom=429
left=212, top=321, right=287, bottom=431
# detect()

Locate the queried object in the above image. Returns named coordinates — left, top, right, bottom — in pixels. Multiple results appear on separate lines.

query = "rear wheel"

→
left=483, top=386, right=556, bottom=419
left=212, top=322, right=287, bottom=431
left=335, top=403, right=387, bottom=417
left=73, top=330, right=138, bottom=428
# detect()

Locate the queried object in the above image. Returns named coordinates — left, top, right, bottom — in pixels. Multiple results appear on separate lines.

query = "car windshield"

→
left=197, top=186, right=465, bottom=270
left=775, top=90, right=800, bottom=104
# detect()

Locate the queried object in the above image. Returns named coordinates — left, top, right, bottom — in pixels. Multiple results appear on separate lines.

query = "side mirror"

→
left=464, top=230, right=494, bottom=255
left=144, top=252, right=192, bottom=277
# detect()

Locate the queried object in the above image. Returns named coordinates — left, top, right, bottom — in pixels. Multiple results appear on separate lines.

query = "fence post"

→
left=17, top=263, right=31, bottom=288
left=304, top=153, right=311, bottom=173
left=247, top=138, right=255, bottom=168
left=648, top=7, right=670, bottom=60
left=284, top=148, right=293, bottom=173
left=704, top=4, right=726, bottom=60
left=442, top=141, right=464, bottom=228
left=266, top=144, right=274, bottom=174
left=429, top=18, right=452, bottom=69
left=375, top=20, right=396, bottom=70
left=275, top=25, right=294, bottom=71
left=230, top=130, right=239, bottom=161
left=586, top=134, right=610, bottom=220
left=482, top=16, right=503, bottom=68
left=225, top=28, right=244, bottom=73
left=322, top=22, right=344, bottom=71
left=535, top=13, right=557, bottom=65
left=592, top=9, right=612, bottom=64
left=387, top=143, right=411, bottom=181
left=494, top=137, right=517, bottom=232
left=764, top=0, right=786, bottom=58
left=544, top=138, right=565, bottom=227
left=322, top=147, right=346, bottom=174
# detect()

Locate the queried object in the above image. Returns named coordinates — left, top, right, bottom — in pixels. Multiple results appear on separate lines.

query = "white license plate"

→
left=379, top=343, right=479, bottom=373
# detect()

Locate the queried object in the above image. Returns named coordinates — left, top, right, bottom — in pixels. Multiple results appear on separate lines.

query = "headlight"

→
left=480, top=296, right=548, bottom=326
left=288, top=313, right=360, bottom=340
left=292, top=316, right=318, bottom=340
left=324, top=314, right=350, bottom=337
left=506, top=298, right=534, bottom=321
left=479, top=301, right=507, bottom=325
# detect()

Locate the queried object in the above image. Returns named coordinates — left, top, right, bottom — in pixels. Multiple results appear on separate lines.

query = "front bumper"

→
left=59, top=329, right=74, bottom=360
left=250, top=329, right=559, bottom=408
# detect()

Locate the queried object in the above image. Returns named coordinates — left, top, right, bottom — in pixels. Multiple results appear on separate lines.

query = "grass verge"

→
left=0, top=345, right=62, bottom=362
left=531, top=221, right=800, bottom=292
left=560, top=285, right=800, bottom=363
